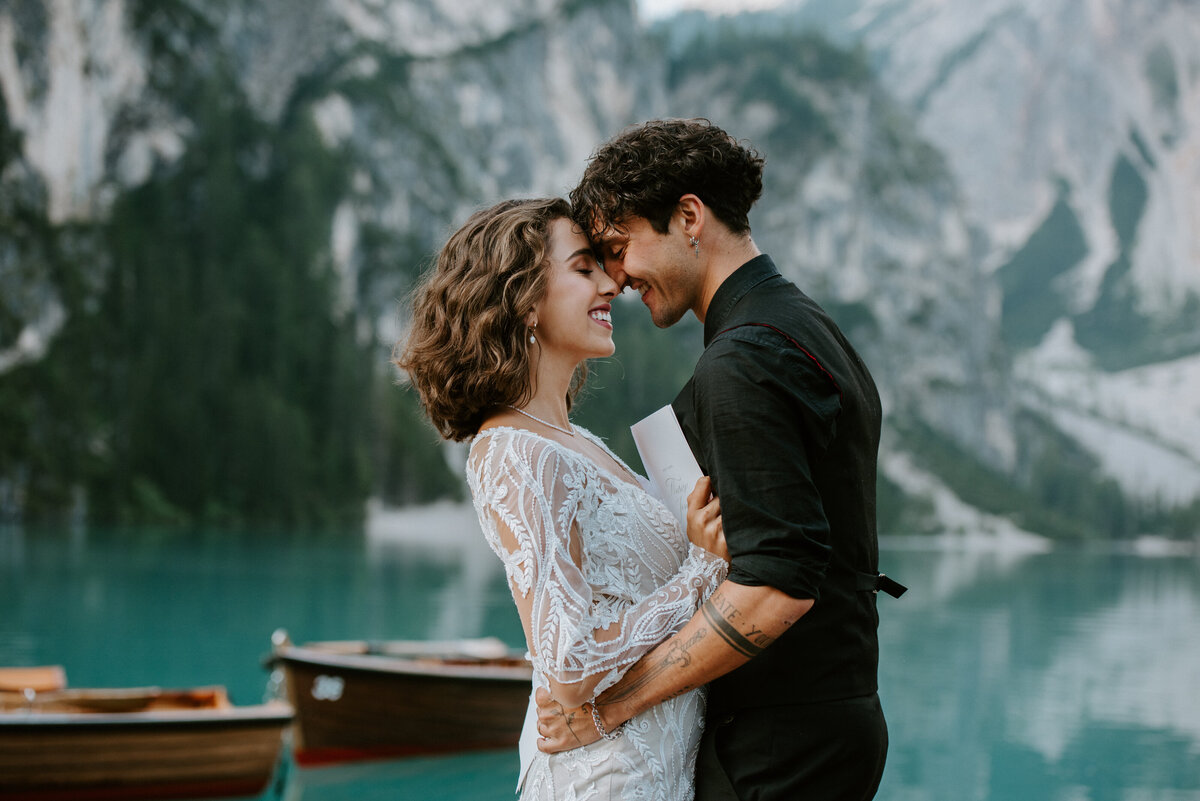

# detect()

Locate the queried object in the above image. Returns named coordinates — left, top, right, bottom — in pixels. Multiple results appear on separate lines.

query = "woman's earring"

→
left=529, top=323, right=537, bottom=344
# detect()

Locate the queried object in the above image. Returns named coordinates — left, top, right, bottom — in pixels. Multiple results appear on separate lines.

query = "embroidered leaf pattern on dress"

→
left=466, top=426, right=727, bottom=801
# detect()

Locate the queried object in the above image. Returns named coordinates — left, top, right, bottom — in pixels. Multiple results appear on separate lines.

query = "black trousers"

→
left=695, top=694, right=888, bottom=801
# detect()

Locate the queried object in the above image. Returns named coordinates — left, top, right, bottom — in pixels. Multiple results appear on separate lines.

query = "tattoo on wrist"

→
left=564, top=709, right=585, bottom=746
left=701, top=598, right=773, bottom=657
left=606, top=628, right=708, bottom=704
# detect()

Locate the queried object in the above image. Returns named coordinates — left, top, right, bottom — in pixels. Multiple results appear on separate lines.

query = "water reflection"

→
left=278, top=751, right=518, bottom=801
left=365, top=501, right=511, bottom=647
left=0, top=515, right=521, bottom=704
left=876, top=544, right=1200, bottom=800
left=1011, top=566, right=1199, bottom=759
left=1, top=516, right=1197, bottom=800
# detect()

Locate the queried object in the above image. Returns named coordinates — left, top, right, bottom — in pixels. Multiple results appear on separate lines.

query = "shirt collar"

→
left=703, top=254, right=780, bottom=347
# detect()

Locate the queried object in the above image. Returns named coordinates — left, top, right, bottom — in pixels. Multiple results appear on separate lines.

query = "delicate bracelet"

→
left=588, top=701, right=622, bottom=741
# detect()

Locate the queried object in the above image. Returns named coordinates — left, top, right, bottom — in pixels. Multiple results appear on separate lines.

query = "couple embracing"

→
left=397, top=118, right=903, bottom=801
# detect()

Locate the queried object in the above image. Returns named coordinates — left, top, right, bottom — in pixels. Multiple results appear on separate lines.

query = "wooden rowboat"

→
left=268, top=630, right=532, bottom=766
left=0, top=666, right=66, bottom=694
left=0, top=667, right=293, bottom=801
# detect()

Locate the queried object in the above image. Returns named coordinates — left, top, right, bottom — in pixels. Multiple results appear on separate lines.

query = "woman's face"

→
left=531, top=217, right=619, bottom=366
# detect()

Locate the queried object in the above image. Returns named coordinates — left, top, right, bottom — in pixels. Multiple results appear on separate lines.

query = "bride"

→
left=397, top=197, right=728, bottom=800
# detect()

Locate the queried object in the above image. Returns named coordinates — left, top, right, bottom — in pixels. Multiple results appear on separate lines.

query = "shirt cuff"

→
left=727, top=555, right=824, bottom=601
left=686, top=543, right=730, bottom=591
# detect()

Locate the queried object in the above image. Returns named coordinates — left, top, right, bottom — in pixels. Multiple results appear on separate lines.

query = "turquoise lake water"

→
left=2, top=515, right=1198, bottom=800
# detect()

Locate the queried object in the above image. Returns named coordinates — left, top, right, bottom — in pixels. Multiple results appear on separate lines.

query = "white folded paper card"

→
left=630, top=404, right=704, bottom=528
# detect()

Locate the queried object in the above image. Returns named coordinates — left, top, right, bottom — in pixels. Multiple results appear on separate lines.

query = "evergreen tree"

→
left=84, top=72, right=374, bottom=527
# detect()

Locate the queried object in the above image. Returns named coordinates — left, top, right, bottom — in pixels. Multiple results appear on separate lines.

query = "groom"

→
left=537, top=118, right=904, bottom=800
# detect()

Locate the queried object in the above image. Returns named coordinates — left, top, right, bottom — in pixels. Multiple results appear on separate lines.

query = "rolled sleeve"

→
left=682, top=329, right=842, bottom=600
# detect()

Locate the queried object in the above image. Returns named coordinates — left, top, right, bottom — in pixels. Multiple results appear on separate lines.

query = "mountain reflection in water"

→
left=2, top=509, right=1196, bottom=801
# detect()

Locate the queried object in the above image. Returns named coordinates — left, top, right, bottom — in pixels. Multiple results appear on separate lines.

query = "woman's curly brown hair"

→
left=570, top=118, right=764, bottom=238
left=395, top=198, right=585, bottom=442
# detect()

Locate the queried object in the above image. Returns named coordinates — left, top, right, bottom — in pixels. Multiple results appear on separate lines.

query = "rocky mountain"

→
left=0, top=0, right=655, bottom=341
left=834, top=0, right=1200, bottom=520
left=1, top=0, right=1196, bottom=538
left=661, top=0, right=1200, bottom=538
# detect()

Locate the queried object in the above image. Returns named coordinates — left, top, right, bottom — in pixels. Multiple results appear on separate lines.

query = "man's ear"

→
left=676, top=194, right=705, bottom=240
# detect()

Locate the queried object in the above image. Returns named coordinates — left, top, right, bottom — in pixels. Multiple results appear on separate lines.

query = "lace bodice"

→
left=467, top=425, right=727, bottom=801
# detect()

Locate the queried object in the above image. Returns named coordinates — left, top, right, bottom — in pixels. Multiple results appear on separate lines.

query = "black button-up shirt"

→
left=672, top=254, right=884, bottom=711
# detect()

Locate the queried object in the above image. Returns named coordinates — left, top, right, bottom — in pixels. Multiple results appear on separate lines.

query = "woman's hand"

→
left=535, top=686, right=600, bottom=753
left=686, top=475, right=727, bottom=562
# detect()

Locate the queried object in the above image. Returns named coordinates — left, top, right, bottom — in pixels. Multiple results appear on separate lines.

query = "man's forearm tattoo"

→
left=664, top=627, right=707, bottom=669
left=603, top=628, right=706, bottom=704
left=656, top=628, right=707, bottom=701
left=701, top=597, right=774, bottom=658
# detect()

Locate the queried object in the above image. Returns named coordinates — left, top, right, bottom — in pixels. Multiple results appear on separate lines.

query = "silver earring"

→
left=689, top=236, right=699, bottom=255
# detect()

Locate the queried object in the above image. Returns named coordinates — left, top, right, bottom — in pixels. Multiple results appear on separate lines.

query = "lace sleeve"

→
left=467, top=429, right=726, bottom=700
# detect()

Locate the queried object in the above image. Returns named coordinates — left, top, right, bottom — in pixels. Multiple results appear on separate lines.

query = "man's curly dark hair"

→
left=570, top=118, right=765, bottom=238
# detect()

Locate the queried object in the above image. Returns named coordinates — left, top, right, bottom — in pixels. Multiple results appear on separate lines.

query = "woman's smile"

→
left=589, top=305, right=612, bottom=329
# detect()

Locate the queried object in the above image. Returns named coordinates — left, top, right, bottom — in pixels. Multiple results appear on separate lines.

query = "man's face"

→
left=593, top=215, right=701, bottom=329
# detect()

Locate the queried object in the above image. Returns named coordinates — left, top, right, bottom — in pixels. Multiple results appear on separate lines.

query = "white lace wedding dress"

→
left=467, top=426, right=728, bottom=801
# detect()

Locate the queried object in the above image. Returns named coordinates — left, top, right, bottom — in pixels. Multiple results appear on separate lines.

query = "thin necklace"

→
left=506, top=405, right=575, bottom=437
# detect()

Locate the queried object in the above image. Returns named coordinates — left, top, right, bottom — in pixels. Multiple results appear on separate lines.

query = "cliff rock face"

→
left=0, top=0, right=656, bottom=334
left=1, top=0, right=1197, bottom=533
left=693, top=0, right=1200, bottom=525
left=1, top=0, right=149, bottom=374
left=821, top=0, right=1200, bottom=507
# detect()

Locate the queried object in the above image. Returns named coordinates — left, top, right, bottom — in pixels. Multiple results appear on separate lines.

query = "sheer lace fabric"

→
left=468, top=426, right=727, bottom=801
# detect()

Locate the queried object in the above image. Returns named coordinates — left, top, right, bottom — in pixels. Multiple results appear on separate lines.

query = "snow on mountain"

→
left=1017, top=321, right=1200, bottom=505
left=783, top=0, right=1200, bottom=516
left=2, top=0, right=1197, bottom=531
left=0, top=0, right=165, bottom=223
left=849, top=0, right=1200, bottom=310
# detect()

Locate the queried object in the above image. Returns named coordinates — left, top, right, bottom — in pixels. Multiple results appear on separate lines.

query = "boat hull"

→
left=273, top=644, right=532, bottom=766
left=0, top=705, right=293, bottom=801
